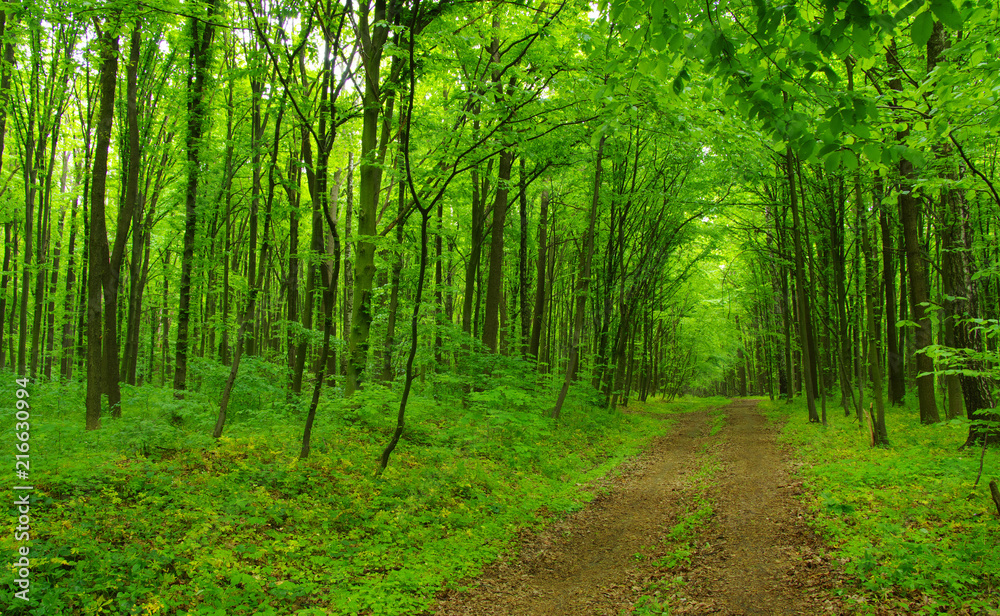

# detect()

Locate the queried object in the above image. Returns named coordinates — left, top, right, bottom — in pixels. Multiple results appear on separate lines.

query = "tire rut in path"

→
left=674, top=399, right=843, bottom=615
left=433, top=400, right=843, bottom=616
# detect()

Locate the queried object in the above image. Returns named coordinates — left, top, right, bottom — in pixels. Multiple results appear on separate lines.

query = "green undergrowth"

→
left=627, top=444, right=721, bottom=616
left=761, top=397, right=1000, bottom=615
left=0, top=358, right=706, bottom=616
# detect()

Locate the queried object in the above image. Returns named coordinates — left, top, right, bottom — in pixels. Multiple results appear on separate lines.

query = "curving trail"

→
left=432, top=399, right=846, bottom=616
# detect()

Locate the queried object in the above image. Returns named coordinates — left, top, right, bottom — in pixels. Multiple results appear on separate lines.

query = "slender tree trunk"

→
left=123, top=135, right=169, bottom=385
left=0, top=12, right=11, bottom=371
left=299, top=24, right=341, bottom=453
left=43, top=206, right=65, bottom=380
left=0, top=221, right=10, bottom=371
left=859, top=176, right=888, bottom=444
left=434, top=198, right=444, bottom=364
left=246, top=74, right=265, bottom=357
left=517, top=157, right=530, bottom=356
left=174, top=2, right=219, bottom=396
left=383, top=177, right=406, bottom=381
left=779, top=226, right=794, bottom=401
left=833, top=184, right=853, bottom=413
left=160, top=251, right=171, bottom=385
left=888, top=39, right=939, bottom=423
left=379, top=206, right=430, bottom=473
left=553, top=135, right=605, bottom=419
left=786, top=149, right=819, bottom=421
left=286, top=129, right=304, bottom=394
left=343, top=151, right=354, bottom=366
left=462, top=162, right=486, bottom=336
left=18, top=113, right=35, bottom=377
left=528, top=189, right=549, bottom=361
left=879, top=194, right=904, bottom=405
left=899, top=170, right=939, bottom=423
left=214, top=109, right=283, bottom=438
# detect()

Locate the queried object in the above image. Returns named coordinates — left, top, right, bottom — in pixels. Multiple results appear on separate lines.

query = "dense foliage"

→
left=1, top=0, right=999, bottom=612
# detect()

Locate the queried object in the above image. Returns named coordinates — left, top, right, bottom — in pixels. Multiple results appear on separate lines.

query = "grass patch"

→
left=0, top=358, right=711, bottom=616
left=761, top=396, right=1000, bottom=615
left=708, top=405, right=726, bottom=436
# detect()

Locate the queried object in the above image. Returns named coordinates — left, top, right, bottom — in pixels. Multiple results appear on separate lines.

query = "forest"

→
left=0, top=0, right=998, bottom=613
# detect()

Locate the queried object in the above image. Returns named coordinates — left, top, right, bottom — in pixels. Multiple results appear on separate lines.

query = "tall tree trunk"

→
left=44, top=155, right=71, bottom=378
left=383, top=174, right=406, bottom=381
left=86, top=26, right=119, bottom=430
left=528, top=189, right=549, bottom=361
left=482, top=149, right=514, bottom=352
left=60, top=195, right=79, bottom=379
left=434, top=197, right=444, bottom=364
left=299, top=23, right=341, bottom=453
left=0, top=221, right=11, bottom=371
left=879, top=194, right=905, bottom=405
left=859, top=176, right=888, bottom=445
left=517, top=156, right=530, bottom=357
left=18, top=93, right=36, bottom=376
left=899, top=165, right=938, bottom=423
left=786, top=148, right=819, bottom=422
left=888, top=39, right=939, bottom=423
left=0, top=10, right=12, bottom=371
left=73, top=113, right=91, bottom=383
left=462, top=162, right=486, bottom=335
left=246, top=73, right=265, bottom=357
left=833, top=182, right=853, bottom=413
left=213, top=104, right=283, bottom=438
left=286, top=128, right=304, bottom=394
left=552, top=135, right=605, bottom=419
left=174, top=1, right=219, bottom=396
left=44, top=207, right=65, bottom=379
left=778, top=212, right=794, bottom=401
left=102, top=23, right=141, bottom=417
left=925, top=21, right=999, bottom=443
left=124, top=134, right=169, bottom=385
left=160, top=251, right=171, bottom=385
left=346, top=0, right=397, bottom=395
left=343, top=151, right=354, bottom=366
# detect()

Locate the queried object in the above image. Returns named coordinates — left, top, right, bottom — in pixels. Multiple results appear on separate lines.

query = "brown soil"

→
left=432, top=399, right=847, bottom=616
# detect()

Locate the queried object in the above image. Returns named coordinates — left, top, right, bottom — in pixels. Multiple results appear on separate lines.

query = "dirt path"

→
left=672, top=399, right=844, bottom=615
left=433, top=399, right=845, bottom=616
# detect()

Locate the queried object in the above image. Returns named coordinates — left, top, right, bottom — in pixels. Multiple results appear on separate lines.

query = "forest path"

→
left=432, top=399, right=845, bottom=616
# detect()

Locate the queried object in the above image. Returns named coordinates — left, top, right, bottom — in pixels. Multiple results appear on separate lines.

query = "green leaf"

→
left=930, top=0, right=963, bottom=30
left=852, top=23, right=870, bottom=56
left=824, top=150, right=842, bottom=173
left=911, top=10, right=934, bottom=46
left=819, top=141, right=840, bottom=157
left=797, top=138, right=817, bottom=160
left=894, top=0, right=925, bottom=24
left=842, top=150, right=859, bottom=172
